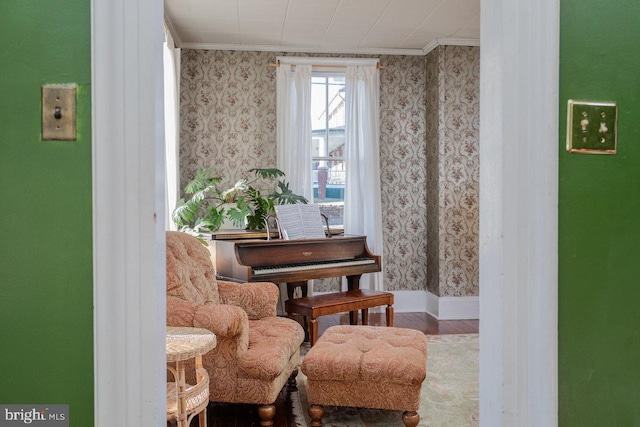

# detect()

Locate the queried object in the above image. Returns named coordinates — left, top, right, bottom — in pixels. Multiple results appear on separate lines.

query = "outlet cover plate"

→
left=567, top=100, right=617, bottom=154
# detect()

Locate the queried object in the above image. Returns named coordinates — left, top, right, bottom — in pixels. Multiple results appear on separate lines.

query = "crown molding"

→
left=176, top=38, right=480, bottom=56
left=422, top=38, right=480, bottom=55
left=177, top=41, right=426, bottom=56
left=163, top=15, right=182, bottom=48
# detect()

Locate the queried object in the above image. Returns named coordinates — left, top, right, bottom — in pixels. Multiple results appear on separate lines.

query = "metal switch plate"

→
left=567, top=100, right=617, bottom=154
left=42, top=84, right=76, bottom=140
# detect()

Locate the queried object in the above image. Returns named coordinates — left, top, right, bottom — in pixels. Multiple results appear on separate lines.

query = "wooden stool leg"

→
left=308, top=404, right=325, bottom=427
left=386, top=304, right=394, bottom=326
left=258, top=404, right=275, bottom=427
left=349, top=310, right=358, bottom=325
left=309, top=318, right=319, bottom=346
left=361, top=308, right=369, bottom=325
left=299, top=316, right=309, bottom=343
left=288, top=367, right=298, bottom=390
left=402, top=410, right=420, bottom=427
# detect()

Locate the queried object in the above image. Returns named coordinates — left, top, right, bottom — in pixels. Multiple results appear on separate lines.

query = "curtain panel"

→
left=344, top=64, right=384, bottom=291
left=163, top=29, right=180, bottom=230
left=276, top=63, right=313, bottom=201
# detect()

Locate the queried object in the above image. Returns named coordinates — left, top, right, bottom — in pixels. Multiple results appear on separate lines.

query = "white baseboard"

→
left=390, top=290, right=428, bottom=313
left=426, top=291, right=479, bottom=320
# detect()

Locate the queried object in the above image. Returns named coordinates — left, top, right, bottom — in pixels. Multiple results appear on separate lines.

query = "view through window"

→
left=311, top=72, right=346, bottom=227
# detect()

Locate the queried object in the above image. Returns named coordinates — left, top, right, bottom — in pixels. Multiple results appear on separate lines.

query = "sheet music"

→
left=275, top=204, right=326, bottom=240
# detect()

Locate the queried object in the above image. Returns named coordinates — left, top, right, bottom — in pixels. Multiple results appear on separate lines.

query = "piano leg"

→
left=347, top=274, right=362, bottom=325
left=346, top=275, right=362, bottom=291
left=287, top=281, right=310, bottom=341
left=287, top=281, right=309, bottom=300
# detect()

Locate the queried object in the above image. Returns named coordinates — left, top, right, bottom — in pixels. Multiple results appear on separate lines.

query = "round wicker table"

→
left=166, top=326, right=217, bottom=427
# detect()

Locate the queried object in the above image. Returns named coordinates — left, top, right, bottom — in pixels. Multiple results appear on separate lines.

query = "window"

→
left=276, top=57, right=383, bottom=290
left=311, top=73, right=346, bottom=227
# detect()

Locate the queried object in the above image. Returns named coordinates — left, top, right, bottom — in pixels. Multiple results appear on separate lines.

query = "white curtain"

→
left=163, top=29, right=180, bottom=230
left=343, top=64, right=384, bottom=291
left=276, top=63, right=313, bottom=201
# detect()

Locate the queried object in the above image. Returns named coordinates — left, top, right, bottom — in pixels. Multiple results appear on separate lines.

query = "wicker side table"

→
left=166, top=326, right=217, bottom=427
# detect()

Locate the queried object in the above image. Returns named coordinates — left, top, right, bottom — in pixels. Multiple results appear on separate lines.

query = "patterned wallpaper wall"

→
left=425, top=49, right=441, bottom=295
left=425, top=46, right=480, bottom=297
left=378, top=55, right=428, bottom=291
left=179, top=48, right=477, bottom=295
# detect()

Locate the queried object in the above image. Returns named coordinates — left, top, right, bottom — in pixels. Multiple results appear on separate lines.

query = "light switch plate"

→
left=42, top=84, right=76, bottom=141
left=567, top=100, right=617, bottom=154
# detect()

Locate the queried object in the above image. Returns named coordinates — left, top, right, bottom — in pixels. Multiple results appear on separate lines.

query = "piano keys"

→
left=212, top=234, right=381, bottom=295
left=253, top=257, right=377, bottom=276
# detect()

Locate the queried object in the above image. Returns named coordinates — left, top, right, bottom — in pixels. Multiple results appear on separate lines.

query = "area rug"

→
left=293, top=334, right=479, bottom=427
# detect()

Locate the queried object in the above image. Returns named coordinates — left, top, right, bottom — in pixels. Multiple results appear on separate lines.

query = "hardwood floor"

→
left=173, top=312, right=478, bottom=427
left=319, top=311, right=479, bottom=336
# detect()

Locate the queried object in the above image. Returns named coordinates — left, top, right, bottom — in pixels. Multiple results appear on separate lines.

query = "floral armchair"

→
left=165, top=231, right=305, bottom=425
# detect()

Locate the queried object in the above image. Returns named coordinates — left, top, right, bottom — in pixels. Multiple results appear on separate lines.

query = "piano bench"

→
left=284, top=289, right=394, bottom=346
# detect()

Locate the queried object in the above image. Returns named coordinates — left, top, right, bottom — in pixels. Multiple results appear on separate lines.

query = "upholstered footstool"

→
left=301, top=325, right=427, bottom=427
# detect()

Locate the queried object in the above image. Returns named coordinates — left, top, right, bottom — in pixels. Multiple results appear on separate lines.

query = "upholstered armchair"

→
left=165, top=231, right=305, bottom=426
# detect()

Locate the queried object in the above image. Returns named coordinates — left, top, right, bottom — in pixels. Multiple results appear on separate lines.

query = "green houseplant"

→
left=172, top=168, right=307, bottom=238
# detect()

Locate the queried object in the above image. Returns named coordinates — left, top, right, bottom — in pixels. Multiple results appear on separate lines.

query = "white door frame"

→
left=479, top=1, right=559, bottom=425
left=91, top=0, right=559, bottom=425
left=92, top=0, right=166, bottom=424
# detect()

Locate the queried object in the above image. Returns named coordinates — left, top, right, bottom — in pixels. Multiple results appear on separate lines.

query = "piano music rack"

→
left=210, top=227, right=343, bottom=241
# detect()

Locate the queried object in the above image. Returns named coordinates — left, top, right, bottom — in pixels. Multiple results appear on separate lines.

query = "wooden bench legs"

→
left=359, top=305, right=394, bottom=327
left=309, top=404, right=419, bottom=427
left=285, top=290, right=395, bottom=346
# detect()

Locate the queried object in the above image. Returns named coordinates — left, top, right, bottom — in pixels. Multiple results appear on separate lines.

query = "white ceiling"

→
left=164, top=0, right=480, bottom=55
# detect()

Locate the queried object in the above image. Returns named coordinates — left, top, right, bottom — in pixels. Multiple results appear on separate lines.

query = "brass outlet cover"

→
left=567, top=100, right=617, bottom=154
left=42, top=84, right=77, bottom=141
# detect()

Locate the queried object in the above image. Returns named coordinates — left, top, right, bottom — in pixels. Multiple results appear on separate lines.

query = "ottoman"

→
left=301, top=325, right=427, bottom=427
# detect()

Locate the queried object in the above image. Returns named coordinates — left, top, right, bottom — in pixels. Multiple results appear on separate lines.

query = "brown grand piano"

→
left=213, top=233, right=381, bottom=298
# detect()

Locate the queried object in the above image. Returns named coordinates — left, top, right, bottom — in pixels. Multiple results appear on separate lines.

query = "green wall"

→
left=0, top=1, right=94, bottom=425
left=559, top=1, right=640, bottom=425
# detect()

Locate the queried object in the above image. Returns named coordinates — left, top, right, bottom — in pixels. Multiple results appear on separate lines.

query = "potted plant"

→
left=172, top=168, right=307, bottom=239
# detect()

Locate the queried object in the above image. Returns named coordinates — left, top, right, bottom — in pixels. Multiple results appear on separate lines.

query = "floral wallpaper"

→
left=378, top=55, right=427, bottom=291
left=179, top=48, right=478, bottom=295
left=180, top=50, right=278, bottom=183
left=425, top=46, right=480, bottom=297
